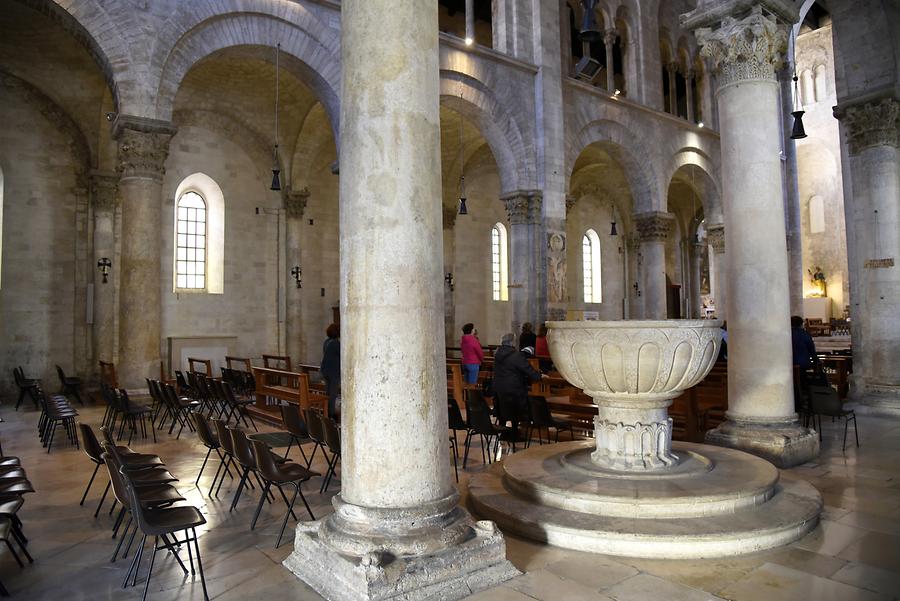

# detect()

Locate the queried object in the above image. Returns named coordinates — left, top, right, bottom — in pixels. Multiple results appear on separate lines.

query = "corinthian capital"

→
left=693, top=6, right=789, bottom=87
left=90, top=172, right=119, bottom=212
left=834, top=98, right=900, bottom=155
left=284, top=187, right=310, bottom=219
left=500, top=190, right=542, bottom=225
left=706, top=223, right=726, bottom=253
left=113, top=116, right=176, bottom=181
left=634, top=211, right=675, bottom=242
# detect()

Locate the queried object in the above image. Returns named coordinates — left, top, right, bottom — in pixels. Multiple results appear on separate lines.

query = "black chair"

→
left=119, top=467, right=208, bottom=601
left=117, top=390, right=156, bottom=444
left=211, top=420, right=239, bottom=498
left=219, top=381, right=257, bottom=430
left=35, top=388, right=78, bottom=452
left=809, top=383, right=859, bottom=452
left=280, top=405, right=312, bottom=466
left=319, top=417, right=341, bottom=493
left=463, top=395, right=509, bottom=468
left=251, top=439, right=317, bottom=547
left=12, top=367, right=40, bottom=411
left=302, top=408, right=327, bottom=469
left=55, top=365, right=84, bottom=405
left=190, top=413, right=233, bottom=496
left=526, top=395, right=574, bottom=446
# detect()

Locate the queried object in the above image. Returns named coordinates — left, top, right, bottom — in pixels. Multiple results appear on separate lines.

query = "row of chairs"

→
left=79, top=424, right=208, bottom=601
left=0, top=452, right=35, bottom=597
left=36, top=389, right=80, bottom=453
left=173, top=373, right=257, bottom=432
left=100, top=384, right=155, bottom=445
left=12, top=366, right=83, bottom=411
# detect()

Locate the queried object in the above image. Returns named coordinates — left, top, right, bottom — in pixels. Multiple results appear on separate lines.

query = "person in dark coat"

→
left=518, top=322, right=537, bottom=351
left=493, top=333, right=544, bottom=428
left=320, top=323, right=341, bottom=417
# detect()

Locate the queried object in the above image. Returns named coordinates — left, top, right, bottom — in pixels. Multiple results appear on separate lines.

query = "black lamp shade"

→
left=458, top=197, right=468, bottom=215
left=610, top=221, right=618, bottom=236
left=579, top=0, right=602, bottom=43
left=270, top=168, right=282, bottom=191
left=790, top=110, right=807, bottom=140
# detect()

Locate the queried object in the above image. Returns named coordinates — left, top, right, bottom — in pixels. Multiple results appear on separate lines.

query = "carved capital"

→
left=284, top=187, right=310, bottom=219
left=834, top=98, right=900, bottom=155
left=90, top=172, right=119, bottom=212
left=666, top=61, right=679, bottom=76
left=694, top=6, right=788, bottom=87
left=565, top=195, right=577, bottom=214
left=706, top=223, right=726, bottom=253
left=604, top=28, right=619, bottom=47
left=634, top=211, right=675, bottom=242
left=442, top=205, right=457, bottom=229
left=501, top=190, right=542, bottom=225
left=115, top=129, right=173, bottom=181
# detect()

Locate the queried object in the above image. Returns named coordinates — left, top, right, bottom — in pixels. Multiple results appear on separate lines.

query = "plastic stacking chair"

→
left=251, top=439, right=317, bottom=547
left=463, top=395, right=509, bottom=468
left=190, top=413, right=233, bottom=496
left=809, top=383, right=859, bottom=452
left=12, top=367, right=41, bottom=411
left=526, top=395, right=574, bottom=446
left=211, top=420, right=239, bottom=498
left=56, top=365, right=84, bottom=405
left=227, top=428, right=273, bottom=515
left=119, top=467, right=208, bottom=601
left=280, top=405, right=312, bottom=466
left=319, top=417, right=341, bottom=493
left=302, top=408, right=327, bottom=469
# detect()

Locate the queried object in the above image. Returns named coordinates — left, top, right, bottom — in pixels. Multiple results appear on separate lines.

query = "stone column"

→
left=690, top=240, right=705, bottom=318
left=112, top=117, right=175, bottom=388
left=284, top=188, right=309, bottom=364
left=604, top=29, right=618, bottom=92
left=443, top=205, right=457, bottom=349
left=91, top=172, right=119, bottom=368
left=284, top=2, right=517, bottom=598
left=707, top=223, right=727, bottom=321
left=834, top=98, right=900, bottom=408
left=685, top=3, right=818, bottom=467
left=667, top=62, right=678, bottom=114
left=635, top=211, right=673, bottom=319
left=501, top=190, right=542, bottom=333
left=686, top=69, right=696, bottom=123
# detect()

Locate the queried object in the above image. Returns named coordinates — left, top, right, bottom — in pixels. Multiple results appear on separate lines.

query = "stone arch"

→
left=0, top=71, right=92, bottom=176
left=440, top=70, right=533, bottom=194
left=566, top=119, right=659, bottom=213
left=290, top=103, right=337, bottom=190
left=154, top=13, right=340, bottom=139
left=11, top=0, right=129, bottom=112
left=665, top=147, right=722, bottom=223
left=172, top=108, right=272, bottom=171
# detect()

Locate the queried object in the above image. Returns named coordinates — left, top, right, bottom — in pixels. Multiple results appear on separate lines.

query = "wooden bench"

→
left=188, top=357, right=212, bottom=377
left=248, top=366, right=329, bottom=426
left=262, top=354, right=292, bottom=372
left=99, top=360, right=118, bottom=389
left=225, top=356, right=252, bottom=373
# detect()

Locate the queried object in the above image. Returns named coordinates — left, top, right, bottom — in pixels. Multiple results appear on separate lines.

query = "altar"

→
left=803, top=296, right=832, bottom=322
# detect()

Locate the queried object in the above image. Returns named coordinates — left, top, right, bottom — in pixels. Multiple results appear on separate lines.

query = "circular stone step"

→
left=501, top=441, right=779, bottom=518
left=468, top=442, right=822, bottom=559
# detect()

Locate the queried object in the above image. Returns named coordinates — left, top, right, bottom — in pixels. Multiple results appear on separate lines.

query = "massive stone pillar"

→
left=690, top=240, right=705, bottom=318
left=834, top=98, right=900, bottom=409
left=502, top=190, right=542, bottom=332
left=112, top=117, right=175, bottom=388
left=707, top=223, right=728, bottom=321
left=91, top=172, right=119, bottom=368
left=283, top=2, right=517, bottom=598
left=284, top=188, right=309, bottom=364
left=635, top=211, right=673, bottom=319
left=685, top=3, right=818, bottom=467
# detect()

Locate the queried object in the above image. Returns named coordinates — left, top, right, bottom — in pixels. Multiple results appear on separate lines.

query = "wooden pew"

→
left=225, top=356, right=252, bottom=373
left=99, top=361, right=118, bottom=389
left=249, top=366, right=328, bottom=425
left=188, top=357, right=212, bottom=377
left=262, top=354, right=292, bottom=372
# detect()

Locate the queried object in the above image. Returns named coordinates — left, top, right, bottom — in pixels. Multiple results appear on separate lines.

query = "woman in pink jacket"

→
left=460, top=323, right=484, bottom=384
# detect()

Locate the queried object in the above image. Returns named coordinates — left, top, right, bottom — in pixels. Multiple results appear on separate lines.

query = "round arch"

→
left=440, top=70, right=534, bottom=194
left=154, top=14, right=341, bottom=140
left=12, top=0, right=128, bottom=112
left=566, top=119, right=659, bottom=213
left=665, top=148, right=722, bottom=223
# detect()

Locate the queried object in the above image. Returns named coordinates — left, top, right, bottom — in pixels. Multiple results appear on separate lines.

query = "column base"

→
left=850, top=379, right=900, bottom=416
left=284, top=500, right=519, bottom=601
left=704, top=419, right=819, bottom=468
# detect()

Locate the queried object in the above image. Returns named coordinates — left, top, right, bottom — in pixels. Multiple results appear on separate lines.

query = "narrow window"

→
left=175, top=191, right=207, bottom=290
left=491, top=223, right=509, bottom=301
left=583, top=229, right=602, bottom=303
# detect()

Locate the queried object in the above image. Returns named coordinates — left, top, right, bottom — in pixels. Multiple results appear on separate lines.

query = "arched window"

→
left=491, top=223, right=509, bottom=302
left=583, top=229, right=602, bottom=303
left=173, top=173, right=224, bottom=294
left=175, top=191, right=207, bottom=290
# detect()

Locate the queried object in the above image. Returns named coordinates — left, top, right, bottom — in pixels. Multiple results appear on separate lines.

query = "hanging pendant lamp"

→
left=579, top=0, right=602, bottom=43
left=789, top=31, right=807, bottom=140
left=270, top=43, right=282, bottom=191
left=457, top=107, right=468, bottom=215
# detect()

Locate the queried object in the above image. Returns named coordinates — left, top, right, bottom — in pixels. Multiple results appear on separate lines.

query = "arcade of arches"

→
left=1, top=1, right=899, bottom=600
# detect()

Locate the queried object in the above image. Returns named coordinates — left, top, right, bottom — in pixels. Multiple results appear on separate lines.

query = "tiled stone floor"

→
left=2, top=399, right=899, bottom=600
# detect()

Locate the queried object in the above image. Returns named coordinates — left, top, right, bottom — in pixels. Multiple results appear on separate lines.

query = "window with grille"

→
left=491, top=223, right=509, bottom=302
left=175, top=191, right=207, bottom=290
left=583, top=229, right=602, bottom=303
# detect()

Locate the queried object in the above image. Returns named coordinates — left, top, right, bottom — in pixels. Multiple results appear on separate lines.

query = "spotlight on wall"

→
left=291, top=265, right=302, bottom=289
left=97, top=258, right=112, bottom=284
left=464, top=36, right=474, bottom=46
left=445, top=272, right=455, bottom=292
left=697, top=121, right=705, bottom=128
